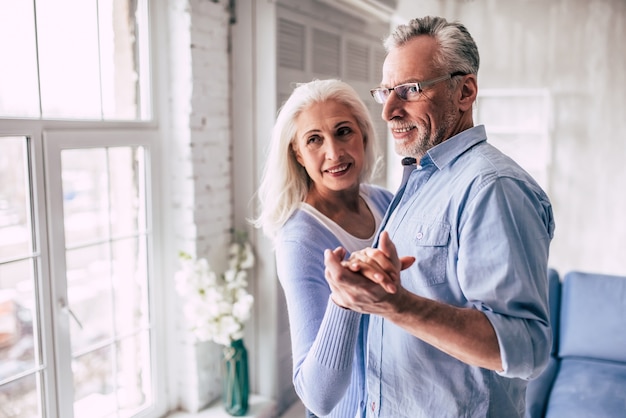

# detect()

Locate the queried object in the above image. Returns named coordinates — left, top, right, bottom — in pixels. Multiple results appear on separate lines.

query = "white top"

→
left=299, top=188, right=385, bottom=253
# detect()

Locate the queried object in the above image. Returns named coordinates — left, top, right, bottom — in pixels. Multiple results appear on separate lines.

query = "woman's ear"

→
left=458, top=74, right=478, bottom=112
left=291, top=144, right=304, bottom=166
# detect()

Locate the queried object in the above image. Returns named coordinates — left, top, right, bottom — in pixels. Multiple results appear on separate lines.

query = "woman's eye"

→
left=337, top=126, right=352, bottom=136
left=307, top=135, right=322, bottom=145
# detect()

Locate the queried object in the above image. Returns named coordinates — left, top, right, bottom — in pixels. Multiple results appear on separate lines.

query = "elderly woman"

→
left=254, top=79, right=391, bottom=418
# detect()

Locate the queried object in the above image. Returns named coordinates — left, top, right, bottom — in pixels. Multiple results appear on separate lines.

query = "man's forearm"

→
left=383, top=290, right=503, bottom=371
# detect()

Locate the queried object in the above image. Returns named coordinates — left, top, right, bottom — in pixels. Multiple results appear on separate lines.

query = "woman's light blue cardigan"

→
left=274, top=184, right=392, bottom=418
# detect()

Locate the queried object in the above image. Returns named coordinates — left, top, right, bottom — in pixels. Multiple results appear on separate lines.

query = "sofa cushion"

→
left=545, top=357, right=626, bottom=418
left=559, top=271, right=626, bottom=362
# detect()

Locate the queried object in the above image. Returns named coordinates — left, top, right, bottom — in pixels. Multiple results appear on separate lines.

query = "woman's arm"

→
left=275, top=226, right=362, bottom=416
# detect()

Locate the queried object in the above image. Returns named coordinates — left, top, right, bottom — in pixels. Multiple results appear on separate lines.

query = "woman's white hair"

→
left=253, top=79, right=380, bottom=239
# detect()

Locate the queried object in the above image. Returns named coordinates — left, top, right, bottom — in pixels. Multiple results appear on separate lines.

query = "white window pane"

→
left=73, top=346, right=116, bottom=418
left=37, top=0, right=102, bottom=119
left=60, top=144, right=153, bottom=417
left=35, top=0, right=150, bottom=120
left=116, top=332, right=152, bottom=417
left=0, top=137, right=43, bottom=418
left=0, top=137, right=34, bottom=259
left=108, top=147, right=146, bottom=237
left=99, top=0, right=146, bottom=120
left=72, top=333, right=152, bottom=418
left=0, top=0, right=151, bottom=120
left=66, top=244, right=114, bottom=354
left=0, top=373, right=42, bottom=417
left=112, top=238, right=149, bottom=332
left=0, top=260, right=38, bottom=375
left=62, top=149, right=110, bottom=247
left=0, top=2, right=40, bottom=117
left=475, top=90, right=552, bottom=192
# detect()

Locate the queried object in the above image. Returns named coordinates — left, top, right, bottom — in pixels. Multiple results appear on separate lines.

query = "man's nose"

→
left=382, top=91, right=403, bottom=122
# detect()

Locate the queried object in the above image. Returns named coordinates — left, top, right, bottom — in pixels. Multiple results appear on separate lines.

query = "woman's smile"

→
left=325, top=162, right=352, bottom=175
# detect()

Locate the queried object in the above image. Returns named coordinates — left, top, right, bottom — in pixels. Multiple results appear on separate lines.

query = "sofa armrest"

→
left=546, top=268, right=561, bottom=356
left=525, top=356, right=559, bottom=418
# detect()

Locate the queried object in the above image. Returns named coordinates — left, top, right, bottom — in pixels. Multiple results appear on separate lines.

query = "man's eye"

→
left=407, top=84, right=419, bottom=94
left=396, top=84, right=420, bottom=100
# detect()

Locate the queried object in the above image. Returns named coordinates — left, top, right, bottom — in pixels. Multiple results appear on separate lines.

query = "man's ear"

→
left=458, top=74, right=478, bottom=112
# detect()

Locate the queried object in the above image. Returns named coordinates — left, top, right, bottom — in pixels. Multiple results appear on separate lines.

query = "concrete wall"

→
left=395, top=0, right=626, bottom=276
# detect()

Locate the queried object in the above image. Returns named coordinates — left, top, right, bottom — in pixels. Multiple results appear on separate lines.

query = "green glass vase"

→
left=221, top=339, right=249, bottom=416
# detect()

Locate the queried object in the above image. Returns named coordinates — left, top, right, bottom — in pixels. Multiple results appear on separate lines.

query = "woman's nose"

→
left=324, top=138, right=343, bottom=159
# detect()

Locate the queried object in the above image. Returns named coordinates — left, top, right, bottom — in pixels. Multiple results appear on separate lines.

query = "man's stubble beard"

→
left=394, top=105, right=458, bottom=159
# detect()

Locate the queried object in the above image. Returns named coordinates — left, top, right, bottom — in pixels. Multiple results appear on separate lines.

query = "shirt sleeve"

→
left=457, top=175, right=555, bottom=379
left=275, top=228, right=363, bottom=415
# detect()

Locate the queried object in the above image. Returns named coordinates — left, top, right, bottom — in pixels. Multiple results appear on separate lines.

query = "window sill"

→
left=166, top=394, right=276, bottom=418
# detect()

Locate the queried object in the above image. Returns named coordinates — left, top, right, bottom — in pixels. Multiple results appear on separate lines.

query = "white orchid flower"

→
left=174, top=232, right=255, bottom=346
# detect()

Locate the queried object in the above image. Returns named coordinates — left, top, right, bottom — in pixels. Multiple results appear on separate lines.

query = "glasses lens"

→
left=395, top=84, right=421, bottom=101
left=396, top=85, right=409, bottom=100
left=370, top=89, right=387, bottom=104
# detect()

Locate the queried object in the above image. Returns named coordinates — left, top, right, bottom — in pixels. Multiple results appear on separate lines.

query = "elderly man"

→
left=324, top=16, right=555, bottom=418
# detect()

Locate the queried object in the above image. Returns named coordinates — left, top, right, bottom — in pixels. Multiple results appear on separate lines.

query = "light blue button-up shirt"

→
left=366, top=125, right=555, bottom=418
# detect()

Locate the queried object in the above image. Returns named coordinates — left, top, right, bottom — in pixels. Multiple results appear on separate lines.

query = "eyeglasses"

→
left=370, top=71, right=467, bottom=104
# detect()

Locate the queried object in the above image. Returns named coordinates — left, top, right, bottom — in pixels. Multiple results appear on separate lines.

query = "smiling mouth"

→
left=392, top=125, right=415, bottom=133
left=326, top=163, right=350, bottom=174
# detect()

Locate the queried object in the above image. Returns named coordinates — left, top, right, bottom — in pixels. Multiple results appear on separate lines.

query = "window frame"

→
left=44, top=128, right=164, bottom=418
left=0, top=0, right=168, bottom=411
left=0, top=118, right=167, bottom=417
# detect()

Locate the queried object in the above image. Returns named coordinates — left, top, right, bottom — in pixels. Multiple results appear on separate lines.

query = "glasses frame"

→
left=370, top=71, right=467, bottom=104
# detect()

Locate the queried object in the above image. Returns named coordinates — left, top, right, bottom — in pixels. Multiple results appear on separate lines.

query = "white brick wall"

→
left=168, top=0, right=233, bottom=412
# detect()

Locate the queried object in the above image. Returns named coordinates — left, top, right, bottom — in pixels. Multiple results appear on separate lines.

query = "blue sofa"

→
left=525, top=270, right=626, bottom=417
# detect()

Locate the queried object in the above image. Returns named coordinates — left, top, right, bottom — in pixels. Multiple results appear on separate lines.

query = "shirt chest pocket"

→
left=405, top=221, right=450, bottom=288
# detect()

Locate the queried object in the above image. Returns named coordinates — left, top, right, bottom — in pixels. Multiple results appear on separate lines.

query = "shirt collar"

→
left=423, top=125, right=487, bottom=170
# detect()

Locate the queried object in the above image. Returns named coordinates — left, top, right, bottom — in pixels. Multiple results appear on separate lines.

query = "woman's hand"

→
left=324, top=232, right=414, bottom=311
left=342, top=231, right=414, bottom=293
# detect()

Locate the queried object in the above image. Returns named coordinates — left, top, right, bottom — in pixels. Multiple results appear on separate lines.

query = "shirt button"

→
left=416, top=232, right=424, bottom=239
left=371, top=401, right=376, bottom=411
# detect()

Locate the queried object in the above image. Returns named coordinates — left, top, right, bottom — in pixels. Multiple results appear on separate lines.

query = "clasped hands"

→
left=324, top=231, right=415, bottom=313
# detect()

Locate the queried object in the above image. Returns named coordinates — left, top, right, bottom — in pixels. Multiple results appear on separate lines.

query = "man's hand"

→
left=343, top=231, right=414, bottom=293
left=324, top=232, right=414, bottom=312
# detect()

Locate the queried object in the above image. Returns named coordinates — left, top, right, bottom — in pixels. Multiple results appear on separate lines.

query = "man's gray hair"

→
left=384, top=16, right=480, bottom=76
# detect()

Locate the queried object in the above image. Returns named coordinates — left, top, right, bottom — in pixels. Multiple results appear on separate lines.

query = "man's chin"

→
left=395, top=144, right=419, bottom=159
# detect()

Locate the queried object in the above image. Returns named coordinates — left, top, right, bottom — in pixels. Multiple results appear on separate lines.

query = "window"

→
left=46, top=133, right=157, bottom=418
left=385, top=89, right=554, bottom=193
left=0, top=2, right=164, bottom=418
left=474, top=89, right=553, bottom=193
left=0, top=136, right=42, bottom=418
left=0, top=0, right=151, bottom=120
